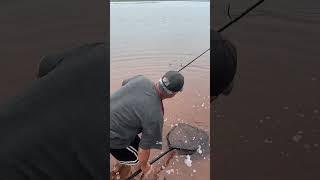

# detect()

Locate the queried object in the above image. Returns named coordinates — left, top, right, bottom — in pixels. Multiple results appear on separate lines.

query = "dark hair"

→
left=211, top=30, right=237, bottom=97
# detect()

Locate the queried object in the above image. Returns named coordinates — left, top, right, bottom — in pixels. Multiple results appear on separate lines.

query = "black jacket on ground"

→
left=0, top=43, right=108, bottom=180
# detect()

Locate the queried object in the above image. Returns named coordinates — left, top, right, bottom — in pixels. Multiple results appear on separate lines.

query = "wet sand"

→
left=213, top=0, right=320, bottom=179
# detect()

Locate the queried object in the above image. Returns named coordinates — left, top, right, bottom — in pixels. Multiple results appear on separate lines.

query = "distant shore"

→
left=111, top=0, right=209, bottom=2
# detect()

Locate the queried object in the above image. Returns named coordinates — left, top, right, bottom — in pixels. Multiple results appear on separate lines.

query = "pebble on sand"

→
left=304, top=144, right=311, bottom=149
left=264, top=138, right=273, bottom=144
left=283, top=106, right=289, bottom=110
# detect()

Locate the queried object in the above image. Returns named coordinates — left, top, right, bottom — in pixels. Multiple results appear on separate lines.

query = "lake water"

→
left=110, top=1, right=210, bottom=179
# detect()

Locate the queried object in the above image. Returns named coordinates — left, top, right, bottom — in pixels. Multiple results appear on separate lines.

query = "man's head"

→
left=156, top=71, right=184, bottom=99
left=211, top=30, right=237, bottom=101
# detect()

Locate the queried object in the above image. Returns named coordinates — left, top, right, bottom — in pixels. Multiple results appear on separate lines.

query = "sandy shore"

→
left=213, top=0, right=320, bottom=179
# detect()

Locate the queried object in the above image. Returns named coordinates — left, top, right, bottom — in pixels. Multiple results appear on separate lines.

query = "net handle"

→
left=126, top=148, right=176, bottom=180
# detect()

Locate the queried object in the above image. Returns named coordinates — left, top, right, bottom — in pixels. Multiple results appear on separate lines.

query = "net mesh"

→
left=166, top=123, right=209, bottom=155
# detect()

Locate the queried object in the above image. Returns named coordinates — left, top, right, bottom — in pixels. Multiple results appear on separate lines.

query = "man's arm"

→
left=137, top=148, right=151, bottom=174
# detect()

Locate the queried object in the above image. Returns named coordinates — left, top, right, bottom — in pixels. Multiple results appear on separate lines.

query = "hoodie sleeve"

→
left=37, top=53, right=65, bottom=78
left=37, top=42, right=104, bottom=78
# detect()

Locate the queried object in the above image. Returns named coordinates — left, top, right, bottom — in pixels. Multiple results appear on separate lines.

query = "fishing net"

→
left=166, top=123, right=209, bottom=155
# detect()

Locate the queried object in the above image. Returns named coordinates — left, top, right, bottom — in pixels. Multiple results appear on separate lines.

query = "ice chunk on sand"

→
left=201, top=103, right=205, bottom=107
left=197, top=145, right=203, bottom=154
left=265, top=116, right=271, bottom=120
left=166, top=169, right=174, bottom=175
left=184, top=155, right=192, bottom=167
left=193, top=169, right=197, bottom=173
left=296, top=113, right=305, bottom=118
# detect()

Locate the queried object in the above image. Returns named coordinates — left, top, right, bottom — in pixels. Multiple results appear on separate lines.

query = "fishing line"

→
left=177, top=0, right=265, bottom=72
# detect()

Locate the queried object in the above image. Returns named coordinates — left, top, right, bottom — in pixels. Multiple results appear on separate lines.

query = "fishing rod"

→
left=177, top=0, right=265, bottom=72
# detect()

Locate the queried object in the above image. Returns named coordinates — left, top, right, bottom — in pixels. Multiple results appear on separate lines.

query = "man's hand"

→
left=140, top=164, right=157, bottom=180
left=141, top=162, right=151, bottom=175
